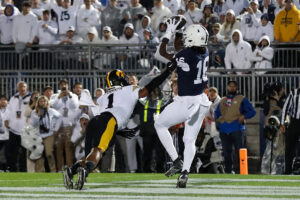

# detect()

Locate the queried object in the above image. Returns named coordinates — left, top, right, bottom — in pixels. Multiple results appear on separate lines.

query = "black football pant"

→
left=7, top=132, right=27, bottom=172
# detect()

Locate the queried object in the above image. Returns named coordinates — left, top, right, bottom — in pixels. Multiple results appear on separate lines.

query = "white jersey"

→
left=49, top=0, right=82, bottom=34
left=97, top=85, right=140, bottom=130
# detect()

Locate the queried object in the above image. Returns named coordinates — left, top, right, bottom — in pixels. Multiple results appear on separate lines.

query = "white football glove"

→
left=162, top=17, right=183, bottom=42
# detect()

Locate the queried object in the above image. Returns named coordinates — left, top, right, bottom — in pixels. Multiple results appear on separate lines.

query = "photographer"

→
left=261, top=82, right=286, bottom=174
left=30, top=96, right=62, bottom=172
left=49, top=79, right=79, bottom=171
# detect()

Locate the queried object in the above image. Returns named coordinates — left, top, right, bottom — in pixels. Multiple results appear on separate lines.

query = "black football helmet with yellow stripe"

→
left=106, top=69, right=128, bottom=88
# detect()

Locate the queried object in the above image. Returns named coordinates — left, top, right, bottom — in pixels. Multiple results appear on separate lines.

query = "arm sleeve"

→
left=214, top=104, right=221, bottom=121
left=68, top=94, right=79, bottom=110
left=261, top=47, right=274, bottom=61
left=12, top=16, right=17, bottom=43
left=241, top=98, right=256, bottom=119
left=30, top=17, right=38, bottom=42
left=47, top=22, right=58, bottom=35
left=249, top=49, right=263, bottom=62
left=30, top=111, right=40, bottom=128
left=49, top=94, right=60, bottom=108
left=88, top=10, right=100, bottom=26
left=49, top=0, right=61, bottom=14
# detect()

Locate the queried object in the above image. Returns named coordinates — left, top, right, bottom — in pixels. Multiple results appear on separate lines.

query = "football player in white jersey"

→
left=154, top=22, right=212, bottom=188
left=63, top=66, right=176, bottom=190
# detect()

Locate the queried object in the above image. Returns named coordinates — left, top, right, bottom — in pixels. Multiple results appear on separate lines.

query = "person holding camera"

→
left=4, top=81, right=31, bottom=172
left=50, top=79, right=79, bottom=171
left=281, top=85, right=300, bottom=174
left=30, top=95, right=62, bottom=172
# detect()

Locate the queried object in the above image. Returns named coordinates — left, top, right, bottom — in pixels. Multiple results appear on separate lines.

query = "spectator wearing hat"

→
left=200, top=4, right=219, bottom=36
left=12, top=1, right=38, bottom=50
left=274, top=0, right=300, bottom=43
left=184, top=0, right=202, bottom=27
left=58, top=26, right=83, bottom=44
left=240, top=0, right=262, bottom=48
left=219, top=9, right=241, bottom=42
left=97, top=26, right=118, bottom=69
left=225, top=0, right=249, bottom=15
left=224, top=29, right=252, bottom=74
left=43, top=86, right=54, bottom=100
left=209, top=22, right=225, bottom=43
left=1, top=0, right=20, bottom=15
left=150, top=0, right=172, bottom=34
left=250, top=35, right=274, bottom=74
left=215, top=80, right=256, bottom=173
left=119, top=23, right=140, bottom=69
left=82, top=27, right=101, bottom=44
left=49, top=0, right=81, bottom=35
left=101, top=0, right=122, bottom=37
left=254, top=14, right=274, bottom=44
left=4, top=81, right=31, bottom=172
left=76, top=0, right=100, bottom=38
left=120, top=0, right=147, bottom=32
left=71, top=113, right=89, bottom=162
left=34, top=9, right=58, bottom=45
left=49, top=79, right=79, bottom=171
left=30, top=95, right=62, bottom=172
left=259, top=0, right=276, bottom=24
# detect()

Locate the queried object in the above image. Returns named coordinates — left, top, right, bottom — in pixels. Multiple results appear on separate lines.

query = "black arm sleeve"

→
left=145, top=59, right=177, bottom=93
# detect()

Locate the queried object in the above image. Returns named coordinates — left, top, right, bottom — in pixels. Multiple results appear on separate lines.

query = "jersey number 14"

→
left=194, top=56, right=209, bottom=84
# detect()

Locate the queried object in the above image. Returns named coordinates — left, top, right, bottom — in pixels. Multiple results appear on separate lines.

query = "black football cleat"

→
left=165, top=157, right=183, bottom=177
left=75, top=167, right=87, bottom=190
left=63, top=166, right=73, bottom=189
left=176, top=170, right=189, bottom=188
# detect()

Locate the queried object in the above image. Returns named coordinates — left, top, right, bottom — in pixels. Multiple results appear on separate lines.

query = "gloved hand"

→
left=167, top=59, right=177, bottom=72
left=162, top=17, right=182, bottom=42
left=117, top=127, right=139, bottom=139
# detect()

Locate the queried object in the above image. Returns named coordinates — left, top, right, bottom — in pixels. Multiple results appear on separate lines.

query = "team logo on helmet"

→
left=106, top=69, right=128, bottom=88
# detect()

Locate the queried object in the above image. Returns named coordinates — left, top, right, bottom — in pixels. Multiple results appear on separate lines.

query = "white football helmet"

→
left=183, top=24, right=209, bottom=47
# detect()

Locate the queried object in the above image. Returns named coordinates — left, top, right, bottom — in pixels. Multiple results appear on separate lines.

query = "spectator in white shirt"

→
left=119, top=22, right=140, bottom=69
left=39, top=0, right=51, bottom=10
left=212, top=0, right=227, bottom=19
left=31, top=0, right=44, bottom=20
left=219, top=9, right=241, bottom=42
left=82, top=27, right=101, bottom=43
left=58, top=25, right=83, bottom=44
left=254, top=13, right=274, bottom=44
left=35, top=9, right=58, bottom=45
left=163, top=0, right=180, bottom=14
left=4, top=81, right=31, bottom=172
left=225, top=0, right=250, bottom=15
left=275, top=0, right=285, bottom=15
left=49, top=0, right=81, bottom=35
left=240, top=0, right=262, bottom=48
left=249, top=35, right=274, bottom=74
left=12, top=1, right=38, bottom=50
left=184, top=0, right=202, bottom=27
left=151, top=0, right=172, bottom=33
left=0, top=4, right=19, bottom=45
left=224, top=29, right=252, bottom=74
left=49, top=79, right=79, bottom=171
left=137, top=15, right=151, bottom=40
left=101, top=0, right=122, bottom=37
left=1, top=0, right=20, bottom=15
left=76, top=0, right=100, bottom=38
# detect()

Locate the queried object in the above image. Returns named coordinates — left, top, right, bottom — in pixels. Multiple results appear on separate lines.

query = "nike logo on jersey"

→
left=176, top=57, right=190, bottom=72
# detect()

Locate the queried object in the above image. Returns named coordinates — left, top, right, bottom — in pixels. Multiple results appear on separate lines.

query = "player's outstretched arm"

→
left=138, top=60, right=177, bottom=98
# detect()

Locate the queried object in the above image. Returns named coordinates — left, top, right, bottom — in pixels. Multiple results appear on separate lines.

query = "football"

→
left=166, top=15, right=187, bottom=30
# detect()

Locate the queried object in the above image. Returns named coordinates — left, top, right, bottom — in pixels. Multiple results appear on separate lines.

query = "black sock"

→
left=71, top=161, right=82, bottom=175
left=85, top=161, right=95, bottom=175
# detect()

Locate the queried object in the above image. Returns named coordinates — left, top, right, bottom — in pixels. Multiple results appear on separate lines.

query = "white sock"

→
left=154, top=122, right=178, bottom=161
left=182, top=138, right=197, bottom=172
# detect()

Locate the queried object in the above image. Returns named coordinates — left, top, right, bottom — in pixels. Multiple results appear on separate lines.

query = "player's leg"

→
left=177, top=104, right=209, bottom=188
left=154, top=100, right=192, bottom=176
left=75, top=113, right=118, bottom=190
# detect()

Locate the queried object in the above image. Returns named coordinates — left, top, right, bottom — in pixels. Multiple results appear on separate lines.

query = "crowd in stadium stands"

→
left=0, top=0, right=299, bottom=70
left=0, top=0, right=299, bottom=173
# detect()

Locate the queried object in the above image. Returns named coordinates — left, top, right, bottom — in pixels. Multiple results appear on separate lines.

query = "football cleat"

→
left=176, top=170, right=189, bottom=188
left=63, top=166, right=73, bottom=189
left=75, top=167, right=87, bottom=190
left=165, top=157, right=183, bottom=177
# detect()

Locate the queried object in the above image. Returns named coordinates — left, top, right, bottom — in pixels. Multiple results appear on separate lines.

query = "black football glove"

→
left=117, top=126, right=139, bottom=139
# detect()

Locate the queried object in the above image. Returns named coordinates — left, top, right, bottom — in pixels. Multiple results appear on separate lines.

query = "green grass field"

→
left=0, top=173, right=299, bottom=199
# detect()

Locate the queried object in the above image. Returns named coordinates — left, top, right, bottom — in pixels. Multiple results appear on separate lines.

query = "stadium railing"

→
left=0, top=43, right=299, bottom=105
